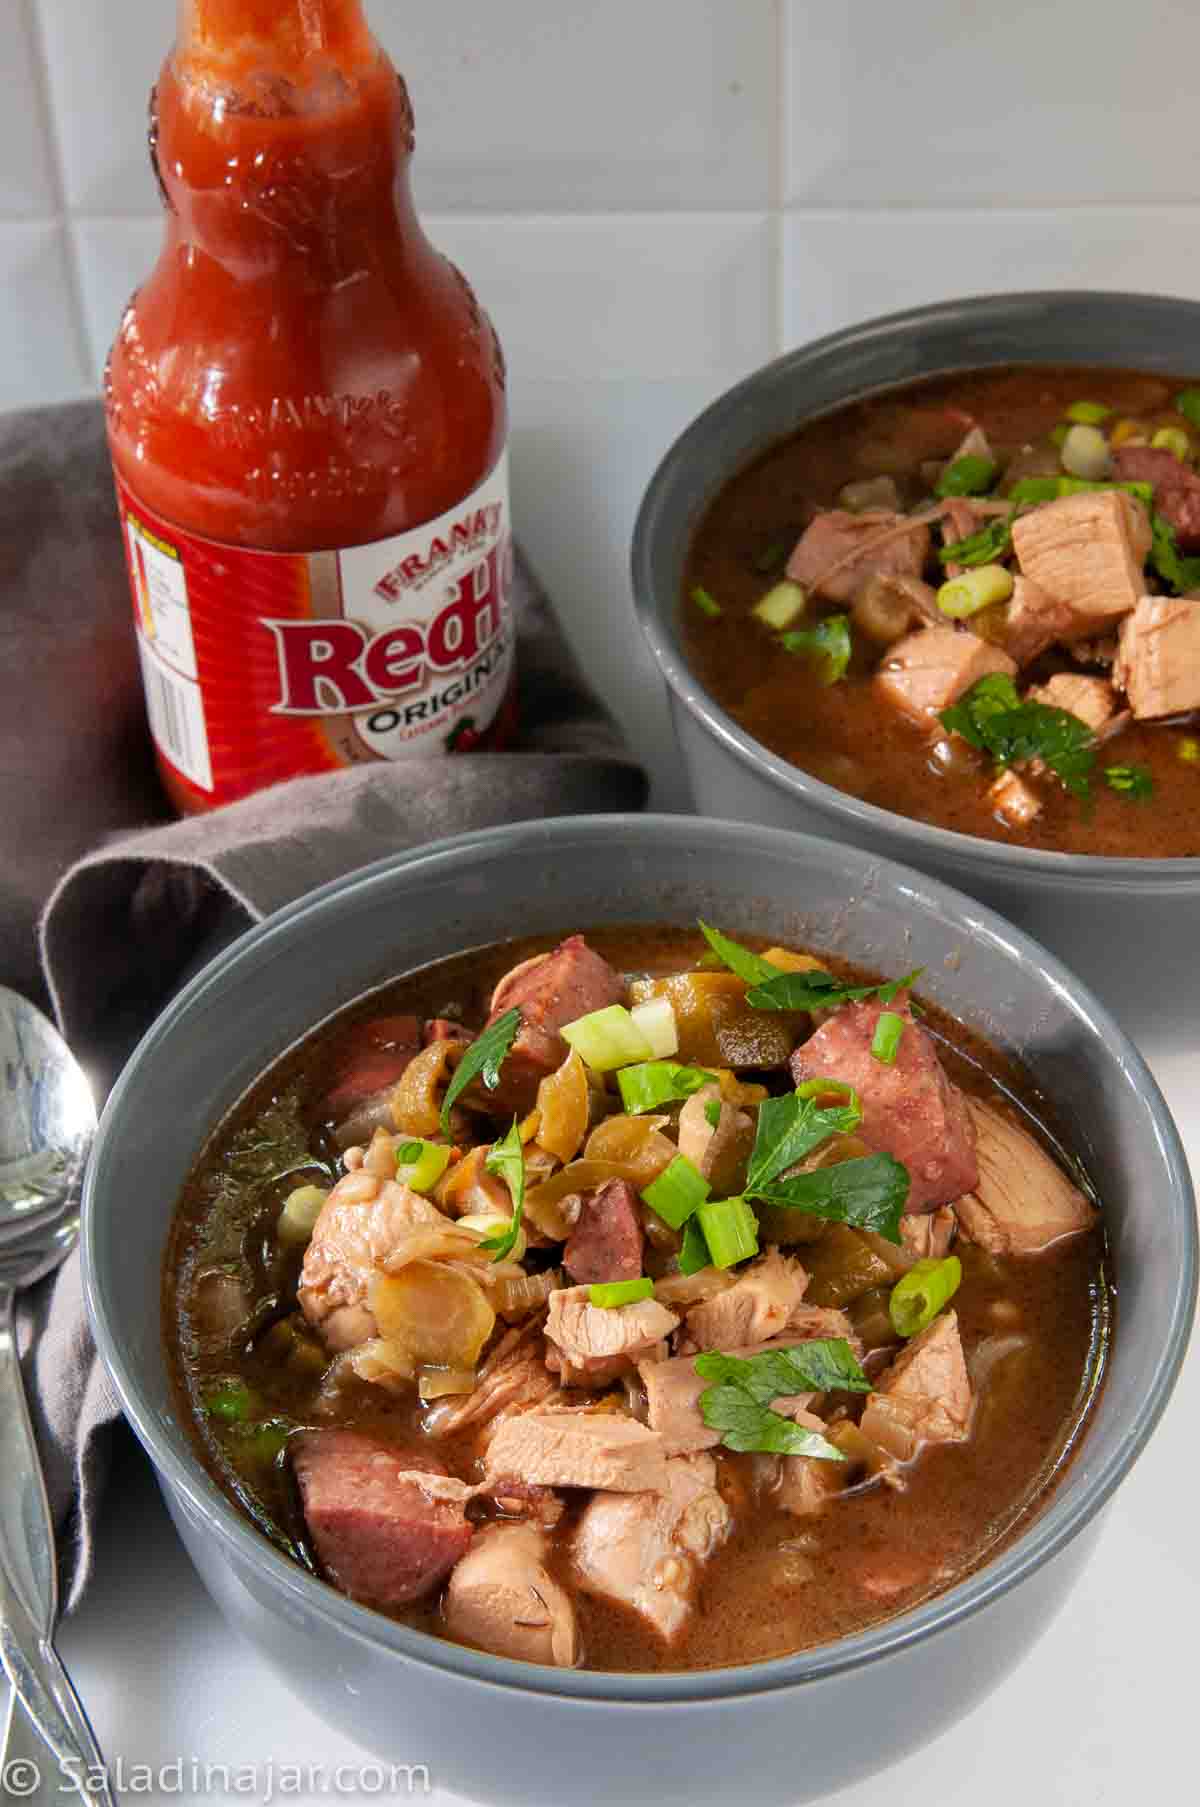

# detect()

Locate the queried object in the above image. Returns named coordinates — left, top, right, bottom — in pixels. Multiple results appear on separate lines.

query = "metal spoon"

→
left=0, top=985, right=112, bottom=1806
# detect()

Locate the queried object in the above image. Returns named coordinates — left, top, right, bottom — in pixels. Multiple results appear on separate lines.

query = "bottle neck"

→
left=175, top=0, right=377, bottom=76
left=157, top=0, right=415, bottom=276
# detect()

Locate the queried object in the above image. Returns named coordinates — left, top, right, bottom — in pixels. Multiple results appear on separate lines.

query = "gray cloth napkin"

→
left=5, top=399, right=646, bottom=1609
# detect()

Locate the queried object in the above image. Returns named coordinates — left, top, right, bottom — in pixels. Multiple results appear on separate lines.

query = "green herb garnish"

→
left=1103, top=763, right=1154, bottom=800
left=745, top=967, right=922, bottom=1013
left=695, top=1195, right=760, bottom=1268
left=678, top=1214, right=711, bottom=1275
left=1005, top=476, right=1153, bottom=509
left=588, top=1278, right=654, bottom=1309
left=889, top=1256, right=962, bottom=1338
left=1065, top=400, right=1111, bottom=425
left=745, top=1085, right=862, bottom=1193
left=616, top=1060, right=719, bottom=1114
left=1149, top=513, right=1200, bottom=594
left=748, top=1153, right=911, bottom=1244
left=938, top=508, right=1015, bottom=568
left=870, top=1011, right=906, bottom=1065
left=203, top=1379, right=255, bottom=1424
left=696, top=1340, right=869, bottom=1459
left=935, top=454, right=996, bottom=498
left=697, top=922, right=782, bottom=986
left=643, top=1154, right=710, bottom=1230
left=940, top=674, right=1096, bottom=799
left=780, top=613, right=853, bottom=684
left=1175, top=389, right=1200, bottom=429
left=692, top=585, right=722, bottom=618
left=480, top=1117, right=525, bottom=1261
left=704, top=1099, right=722, bottom=1129
left=440, top=1007, right=520, bottom=1133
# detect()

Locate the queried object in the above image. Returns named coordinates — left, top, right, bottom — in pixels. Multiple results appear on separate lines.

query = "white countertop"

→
left=36, top=378, right=1200, bottom=1804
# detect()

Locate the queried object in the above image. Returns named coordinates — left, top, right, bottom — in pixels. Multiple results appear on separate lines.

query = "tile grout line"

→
left=24, top=0, right=96, bottom=389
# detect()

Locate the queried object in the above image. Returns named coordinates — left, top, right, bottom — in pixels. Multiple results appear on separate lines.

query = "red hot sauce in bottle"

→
left=106, top=0, right=513, bottom=813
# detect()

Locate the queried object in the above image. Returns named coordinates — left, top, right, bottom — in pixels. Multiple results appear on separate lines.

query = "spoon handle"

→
left=0, top=1290, right=112, bottom=1807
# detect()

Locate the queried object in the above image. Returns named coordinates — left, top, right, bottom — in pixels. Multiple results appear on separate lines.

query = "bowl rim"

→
left=82, top=812, right=1198, bottom=1705
left=631, top=287, right=1200, bottom=890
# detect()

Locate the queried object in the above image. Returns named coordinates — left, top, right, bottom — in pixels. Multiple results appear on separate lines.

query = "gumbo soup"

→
left=165, top=923, right=1109, bottom=1672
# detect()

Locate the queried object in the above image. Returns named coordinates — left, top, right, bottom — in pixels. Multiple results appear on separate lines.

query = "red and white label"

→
left=116, top=453, right=514, bottom=806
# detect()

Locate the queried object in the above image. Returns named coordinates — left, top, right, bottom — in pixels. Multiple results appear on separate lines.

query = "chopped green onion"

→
left=561, top=1004, right=653, bottom=1073
left=276, top=1183, right=329, bottom=1246
left=692, top=585, right=722, bottom=618
left=616, top=1060, right=717, bottom=1114
left=678, top=1215, right=711, bottom=1275
left=204, top=1379, right=255, bottom=1424
left=643, top=1154, right=711, bottom=1230
left=752, top=579, right=807, bottom=631
left=229, top=1418, right=292, bottom=1463
left=1049, top=422, right=1071, bottom=448
left=1060, top=423, right=1111, bottom=482
left=780, top=614, right=853, bottom=685
left=588, top=1277, right=654, bottom=1309
left=1175, top=389, right=1200, bottom=429
left=629, top=996, right=678, bottom=1059
left=936, top=563, right=1014, bottom=620
left=394, top=1139, right=452, bottom=1195
left=934, top=454, right=996, bottom=498
left=938, top=509, right=1014, bottom=568
left=440, top=1007, right=520, bottom=1134
left=1151, top=425, right=1191, bottom=461
left=1103, top=763, right=1153, bottom=800
left=1007, top=476, right=1153, bottom=508
left=752, top=536, right=791, bottom=576
left=889, top=1256, right=962, bottom=1338
left=1065, top=400, right=1111, bottom=425
left=704, top=1099, right=722, bottom=1129
left=696, top=1195, right=759, bottom=1269
left=1178, top=737, right=1200, bottom=764
left=870, top=1012, right=905, bottom=1065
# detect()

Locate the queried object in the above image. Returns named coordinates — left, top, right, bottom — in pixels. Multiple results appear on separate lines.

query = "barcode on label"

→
left=137, top=637, right=214, bottom=792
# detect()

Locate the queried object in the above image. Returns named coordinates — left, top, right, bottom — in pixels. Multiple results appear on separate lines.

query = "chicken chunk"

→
left=1000, top=574, right=1075, bottom=665
left=676, top=1085, right=753, bottom=1191
left=786, top=510, right=931, bottom=604
left=573, top=1453, right=732, bottom=1642
left=1114, top=596, right=1200, bottom=719
left=442, top=1522, right=579, bottom=1668
left=859, top=1311, right=973, bottom=1463
left=874, top=626, right=1017, bottom=726
left=562, top=1179, right=644, bottom=1285
left=900, top=1205, right=957, bottom=1262
left=954, top=1098, right=1097, bottom=1256
left=485, top=1410, right=669, bottom=1494
left=422, top=1323, right=562, bottom=1441
left=988, top=768, right=1043, bottom=829
left=1011, top=491, right=1150, bottom=637
left=790, top=999, right=978, bottom=1213
left=544, top=1288, right=679, bottom=1386
left=680, top=1250, right=809, bottom=1353
left=297, top=1172, right=447, bottom=1350
left=771, top=1453, right=847, bottom=1518
left=1025, top=671, right=1121, bottom=734
left=293, top=1431, right=473, bottom=1608
left=483, top=935, right=625, bottom=1115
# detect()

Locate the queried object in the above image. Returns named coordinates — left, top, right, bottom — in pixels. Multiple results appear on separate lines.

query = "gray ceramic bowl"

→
left=631, top=291, right=1200, bottom=1005
left=83, top=814, right=1195, bottom=1807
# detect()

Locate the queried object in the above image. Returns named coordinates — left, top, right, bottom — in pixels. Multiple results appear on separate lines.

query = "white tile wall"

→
left=9, top=0, right=1200, bottom=797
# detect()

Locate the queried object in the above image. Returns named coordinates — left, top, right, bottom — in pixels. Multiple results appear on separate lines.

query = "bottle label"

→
left=116, top=452, right=515, bottom=804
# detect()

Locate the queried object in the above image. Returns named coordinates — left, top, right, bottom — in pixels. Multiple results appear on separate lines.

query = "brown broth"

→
left=163, top=925, right=1111, bottom=1671
left=682, top=364, right=1200, bottom=856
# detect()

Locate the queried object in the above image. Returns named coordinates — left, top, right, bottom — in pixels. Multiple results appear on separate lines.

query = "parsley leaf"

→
left=1007, top=476, right=1154, bottom=509
left=938, top=509, right=1015, bottom=568
left=745, top=967, right=922, bottom=1013
left=479, top=1118, right=525, bottom=1261
left=439, top=1007, right=520, bottom=1134
left=745, top=1087, right=863, bottom=1192
left=749, top=1152, right=911, bottom=1243
left=696, top=1340, right=869, bottom=1459
left=940, top=676, right=1097, bottom=800
left=934, top=454, right=996, bottom=498
left=1104, top=763, right=1154, bottom=800
left=704, top=1099, right=722, bottom=1129
left=1149, top=513, right=1200, bottom=594
left=696, top=922, right=782, bottom=986
left=1176, top=389, right=1200, bottom=429
left=780, top=613, right=853, bottom=684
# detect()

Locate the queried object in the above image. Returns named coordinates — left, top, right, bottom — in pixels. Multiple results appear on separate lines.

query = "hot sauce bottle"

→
left=106, top=0, right=514, bottom=813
